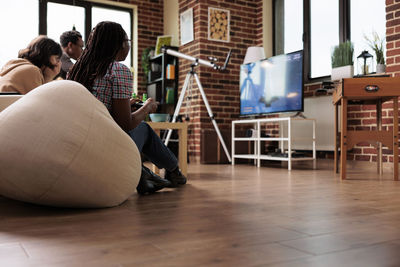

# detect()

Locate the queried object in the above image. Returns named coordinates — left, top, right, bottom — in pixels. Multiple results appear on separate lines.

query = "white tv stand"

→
left=231, top=117, right=316, bottom=170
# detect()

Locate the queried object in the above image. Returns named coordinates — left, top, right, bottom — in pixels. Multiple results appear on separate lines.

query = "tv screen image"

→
left=240, top=50, right=303, bottom=116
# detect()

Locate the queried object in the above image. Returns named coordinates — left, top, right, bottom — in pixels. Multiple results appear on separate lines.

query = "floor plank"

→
left=1, top=159, right=400, bottom=266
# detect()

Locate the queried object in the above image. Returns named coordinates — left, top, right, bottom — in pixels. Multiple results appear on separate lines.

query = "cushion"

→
left=0, top=80, right=141, bottom=208
left=0, top=95, right=23, bottom=112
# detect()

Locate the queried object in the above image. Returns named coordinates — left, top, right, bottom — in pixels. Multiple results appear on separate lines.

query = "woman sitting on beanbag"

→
left=68, top=21, right=187, bottom=195
left=0, top=36, right=62, bottom=94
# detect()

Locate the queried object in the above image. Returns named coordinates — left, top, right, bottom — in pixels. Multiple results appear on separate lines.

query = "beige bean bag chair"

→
left=0, top=94, right=22, bottom=112
left=0, top=80, right=141, bottom=208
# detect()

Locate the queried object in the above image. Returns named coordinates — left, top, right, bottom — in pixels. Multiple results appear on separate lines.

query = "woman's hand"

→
left=130, top=98, right=140, bottom=106
left=42, top=55, right=61, bottom=83
left=142, top=98, right=158, bottom=114
left=43, top=65, right=61, bottom=82
left=130, top=98, right=142, bottom=112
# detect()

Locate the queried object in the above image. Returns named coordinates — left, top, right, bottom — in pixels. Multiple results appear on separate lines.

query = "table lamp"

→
left=243, top=46, right=266, bottom=64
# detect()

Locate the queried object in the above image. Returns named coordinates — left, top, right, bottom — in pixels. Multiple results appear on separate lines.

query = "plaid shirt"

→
left=92, top=62, right=132, bottom=111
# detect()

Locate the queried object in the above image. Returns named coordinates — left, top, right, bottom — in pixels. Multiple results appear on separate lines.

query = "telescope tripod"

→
left=164, top=64, right=232, bottom=162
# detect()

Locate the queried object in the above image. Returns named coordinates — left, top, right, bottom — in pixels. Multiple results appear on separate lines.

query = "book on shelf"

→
left=166, top=64, right=175, bottom=79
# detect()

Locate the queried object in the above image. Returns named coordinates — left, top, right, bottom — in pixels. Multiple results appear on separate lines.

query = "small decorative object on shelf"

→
left=331, top=41, right=354, bottom=81
left=364, top=31, right=386, bottom=74
left=377, top=62, right=386, bottom=74
left=357, top=50, right=373, bottom=76
left=149, top=113, right=169, bottom=122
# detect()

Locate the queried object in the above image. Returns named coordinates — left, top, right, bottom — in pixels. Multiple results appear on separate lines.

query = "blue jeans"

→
left=128, top=121, right=178, bottom=172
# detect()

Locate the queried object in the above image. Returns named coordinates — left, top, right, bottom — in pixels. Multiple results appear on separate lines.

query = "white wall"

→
left=163, top=0, right=179, bottom=46
left=263, top=0, right=273, bottom=58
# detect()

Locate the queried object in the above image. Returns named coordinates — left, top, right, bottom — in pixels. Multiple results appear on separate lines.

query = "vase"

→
left=331, top=65, right=354, bottom=81
left=376, top=64, right=386, bottom=74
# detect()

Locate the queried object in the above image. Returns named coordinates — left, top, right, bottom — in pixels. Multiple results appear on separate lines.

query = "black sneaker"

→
left=136, top=176, right=157, bottom=195
left=136, top=166, right=171, bottom=195
left=165, top=168, right=187, bottom=188
left=142, top=165, right=172, bottom=188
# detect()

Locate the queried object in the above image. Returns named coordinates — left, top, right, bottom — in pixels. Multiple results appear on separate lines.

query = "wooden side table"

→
left=332, top=77, right=400, bottom=180
left=147, top=122, right=188, bottom=177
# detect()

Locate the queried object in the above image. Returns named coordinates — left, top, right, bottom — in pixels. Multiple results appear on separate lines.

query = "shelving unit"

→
left=147, top=46, right=179, bottom=114
left=231, top=117, right=316, bottom=170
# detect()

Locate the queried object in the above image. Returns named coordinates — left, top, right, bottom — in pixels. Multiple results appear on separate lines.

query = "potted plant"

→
left=141, top=46, right=155, bottom=84
left=365, top=31, right=386, bottom=73
left=331, top=40, right=354, bottom=81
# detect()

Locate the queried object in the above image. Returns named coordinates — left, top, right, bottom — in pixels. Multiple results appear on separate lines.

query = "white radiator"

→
left=281, top=95, right=335, bottom=151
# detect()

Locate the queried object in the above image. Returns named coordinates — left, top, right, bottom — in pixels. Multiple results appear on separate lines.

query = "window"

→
left=274, top=0, right=386, bottom=82
left=274, top=0, right=303, bottom=55
left=0, top=0, right=38, bottom=67
left=284, top=0, right=303, bottom=53
left=92, top=7, right=132, bottom=67
left=0, top=0, right=135, bottom=75
left=47, top=2, right=85, bottom=43
left=310, top=0, right=339, bottom=78
left=41, top=0, right=134, bottom=67
left=350, top=0, right=386, bottom=74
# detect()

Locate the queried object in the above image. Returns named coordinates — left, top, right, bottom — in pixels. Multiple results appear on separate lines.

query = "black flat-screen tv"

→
left=239, top=50, right=304, bottom=116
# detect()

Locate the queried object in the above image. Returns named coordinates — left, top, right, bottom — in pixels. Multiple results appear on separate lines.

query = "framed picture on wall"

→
left=208, top=7, right=230, bottom=42
left=155, top=35, right=172, bottom=55
left=180, top=8, right=194, bottom=45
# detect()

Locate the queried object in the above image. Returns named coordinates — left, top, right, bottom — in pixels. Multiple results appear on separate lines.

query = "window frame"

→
left=39, top=0, right=133, bottom=65
left=38, top=0, right=138, bottom=89
left=274, top=0, right=353, bottom=84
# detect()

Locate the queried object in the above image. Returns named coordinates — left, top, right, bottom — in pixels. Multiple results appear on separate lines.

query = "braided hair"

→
left=68, top=21, right=126, bottom=91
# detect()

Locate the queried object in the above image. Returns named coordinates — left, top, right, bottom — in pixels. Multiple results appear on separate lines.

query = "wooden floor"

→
left=2, top=159, right=400, bottom=266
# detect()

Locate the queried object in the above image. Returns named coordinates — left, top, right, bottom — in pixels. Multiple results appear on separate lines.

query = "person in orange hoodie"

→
left=0, top=36, right=62, bottom=94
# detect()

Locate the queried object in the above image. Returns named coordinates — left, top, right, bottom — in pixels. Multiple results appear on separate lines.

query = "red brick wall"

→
left=178, top=0, right=263, bottom=161
left=115, top=0, right=398, bottom=163
left=387, top=0, right=400, bottom=75
left=384, top=1, right=400, bottom=163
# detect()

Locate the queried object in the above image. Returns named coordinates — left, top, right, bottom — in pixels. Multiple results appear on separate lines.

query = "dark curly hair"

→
left=18, top=36, right=62, bottom=70
left=68, top=21, right=126, bottom=91
left=60, top=30, right=82, bottom=48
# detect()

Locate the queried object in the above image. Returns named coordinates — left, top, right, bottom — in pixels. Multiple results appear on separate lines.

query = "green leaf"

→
left=141, top=46, right=155, bottom=83
left=364, top=31, right=385, bottom=65
left=331, top=41, right=354, bottom=68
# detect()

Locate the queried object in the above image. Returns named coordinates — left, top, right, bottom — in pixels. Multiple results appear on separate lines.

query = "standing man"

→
left=59, top=30, right=84, bottom=79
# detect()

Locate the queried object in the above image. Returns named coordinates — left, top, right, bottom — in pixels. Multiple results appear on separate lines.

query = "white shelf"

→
left=259, top=137, right=289, bottom=141
left=231, top=117, right=316, bottom=171
left=258, top=155, right=315, bottom=161
left=233, top=137, right=258, bottom=141
left=234, top=154, right=258, bottom=159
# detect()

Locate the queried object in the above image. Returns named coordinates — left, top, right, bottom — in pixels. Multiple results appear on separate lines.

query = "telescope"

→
left=161, top=46, right=232, bottom=71
left=161, top=46, right=233, bottom=162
